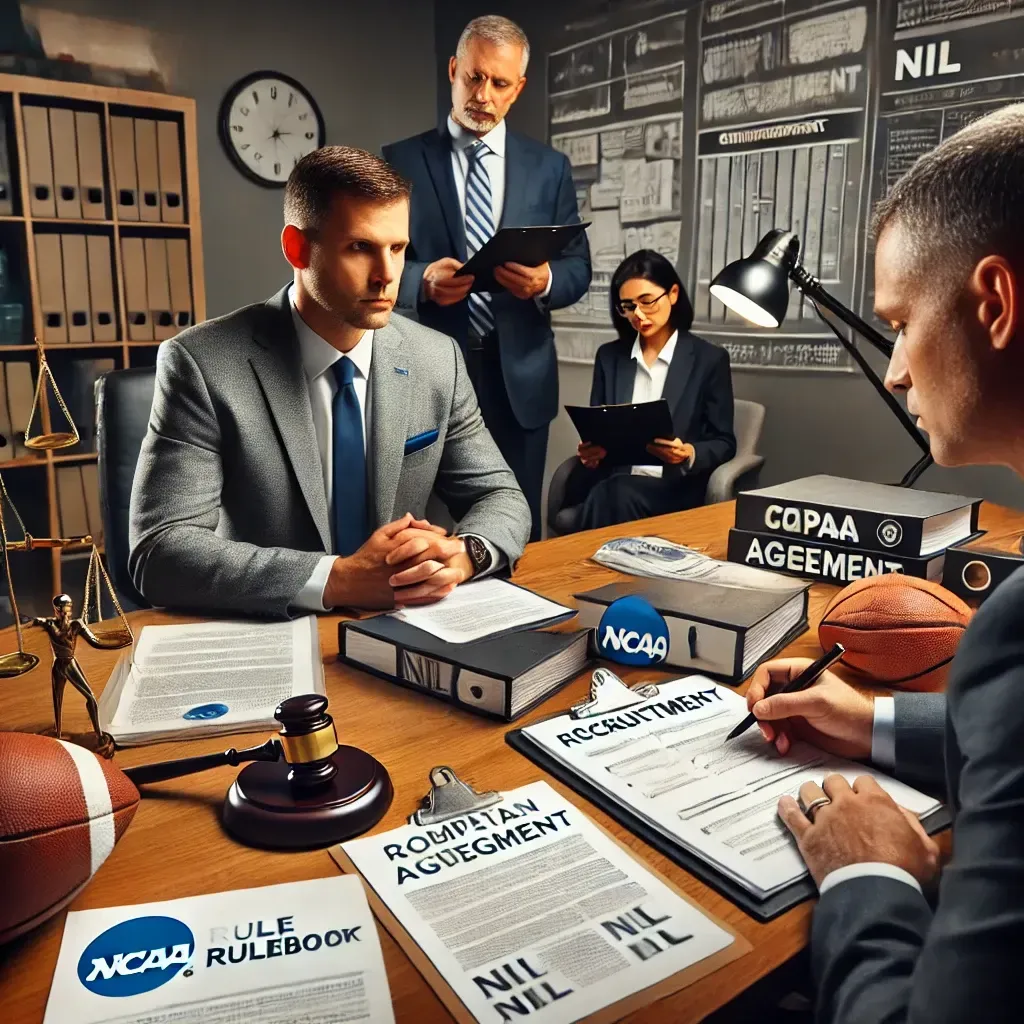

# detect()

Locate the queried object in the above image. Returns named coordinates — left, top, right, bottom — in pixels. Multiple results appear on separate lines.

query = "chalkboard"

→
left=546, top=0, right=1024, bottom=369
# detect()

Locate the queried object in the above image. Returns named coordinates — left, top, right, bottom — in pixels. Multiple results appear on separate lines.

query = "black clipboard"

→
left=455, top=223, right=590, bottom=292
left=505, top=728, right=952, bottom=922
left=567, top=399, right=675, bottom=467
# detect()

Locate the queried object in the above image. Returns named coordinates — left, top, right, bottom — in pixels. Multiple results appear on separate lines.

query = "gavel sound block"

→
left=125, top=694, right=393, bottom=850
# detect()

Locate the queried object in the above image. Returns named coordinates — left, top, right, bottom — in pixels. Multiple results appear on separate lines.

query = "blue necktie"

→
left=464, top=141, right=496, bottom=338
left=331, top=356, right=367, bottom=556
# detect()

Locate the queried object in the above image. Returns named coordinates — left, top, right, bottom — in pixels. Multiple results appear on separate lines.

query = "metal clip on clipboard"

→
left=411, top=766, right=502, bottom=826
left=569, top=667, right=660, bottom=720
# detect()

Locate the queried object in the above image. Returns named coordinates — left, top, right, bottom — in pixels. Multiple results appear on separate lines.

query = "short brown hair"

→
left=284, top=146, right=411, bottom=232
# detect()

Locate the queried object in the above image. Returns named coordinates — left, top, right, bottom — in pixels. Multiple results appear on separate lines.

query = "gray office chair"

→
left=546, top=398, right=767, bottom=537
left=95, top=367, right=156, bottom=610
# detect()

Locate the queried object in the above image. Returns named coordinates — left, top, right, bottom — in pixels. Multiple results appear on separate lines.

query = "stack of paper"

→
left=98, top=616, right=324, bottom=746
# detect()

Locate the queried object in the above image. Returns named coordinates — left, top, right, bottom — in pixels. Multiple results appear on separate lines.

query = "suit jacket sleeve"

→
left=382, top=142, right=430, bottom=314
left=432, top=338, right=531, bottom=566
left=893, top=692, right=947, bottom=794
left=589, top=349, right=609, bottom=406
left=128, top=340, right=324, bottom=618
left=689, top=346, right=736, bottom=475
left=546, top=153, right=592, bottom=311
left=811, top=569, right=1024, bottom=1024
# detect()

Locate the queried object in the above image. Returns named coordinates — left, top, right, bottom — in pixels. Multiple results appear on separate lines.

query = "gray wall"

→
left=36, top=0, right=438, bottom=317
left=435, top=0, right=1024, bottom=522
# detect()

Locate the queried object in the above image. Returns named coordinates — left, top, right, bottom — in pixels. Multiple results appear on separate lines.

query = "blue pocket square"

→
left=404, top=428, right=439, bottom=455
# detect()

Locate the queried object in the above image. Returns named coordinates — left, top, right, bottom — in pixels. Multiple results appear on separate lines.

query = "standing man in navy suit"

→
left=383, top=15, right=592, bottom=542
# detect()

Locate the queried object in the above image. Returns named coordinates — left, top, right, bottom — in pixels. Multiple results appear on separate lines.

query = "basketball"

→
left=818, top=575, right=972, bottom=691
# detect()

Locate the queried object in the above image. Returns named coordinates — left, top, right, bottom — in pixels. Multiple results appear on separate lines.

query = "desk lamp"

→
left=709, top=228, right=933, bottom=488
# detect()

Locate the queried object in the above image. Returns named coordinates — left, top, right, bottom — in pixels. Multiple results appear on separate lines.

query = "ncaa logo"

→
left=877, top=519, right=903, bottom=548
left=77, top=916, right=194, bottom=997
left=597, top=596, right=670, bottom=667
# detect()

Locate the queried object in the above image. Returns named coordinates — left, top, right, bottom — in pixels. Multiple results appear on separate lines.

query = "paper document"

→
left=593, top=536, right=806, bottom=591
left=337, top=780, right=740, bottom=1023
left=98, top=616, right=325, bottom=745
left=390, top=578, right=574, bottom=644
left=43, top=877, right=394, bottom=1024
left=519, top=678, right=940, bottom=898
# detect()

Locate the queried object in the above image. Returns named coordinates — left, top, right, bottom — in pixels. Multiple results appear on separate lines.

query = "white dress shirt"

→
left=817, top=696, right=919, bottom=896
left=287, top=289, right=501, bottom=612
left=446, top=115, right=552, bottom=302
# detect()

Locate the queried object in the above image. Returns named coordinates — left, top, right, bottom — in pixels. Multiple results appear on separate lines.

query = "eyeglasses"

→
left=616, top=291, right=668, bottom=316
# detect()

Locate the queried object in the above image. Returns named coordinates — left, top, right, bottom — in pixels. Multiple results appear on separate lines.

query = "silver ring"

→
left=799, top=795, right=831, bottom=823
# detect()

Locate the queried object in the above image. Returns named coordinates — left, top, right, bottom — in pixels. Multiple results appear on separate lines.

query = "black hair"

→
left=609, top=249, right=694, bottom=343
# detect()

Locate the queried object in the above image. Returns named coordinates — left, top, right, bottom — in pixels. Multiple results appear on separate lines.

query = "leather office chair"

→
left=95, top=367, right=156, bottom=610
left=546, top=398, right=767, bottom=538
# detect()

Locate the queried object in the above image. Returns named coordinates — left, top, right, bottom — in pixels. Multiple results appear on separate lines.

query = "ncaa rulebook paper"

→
left=333, top=780, right=749, bottom=1024
left=42, top=877, right=395, bottom=1024
left=508, top=678, right=941, bottom=919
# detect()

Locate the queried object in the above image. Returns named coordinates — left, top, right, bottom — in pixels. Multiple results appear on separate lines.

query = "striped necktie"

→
left=464, top=140, right=496, bottom=338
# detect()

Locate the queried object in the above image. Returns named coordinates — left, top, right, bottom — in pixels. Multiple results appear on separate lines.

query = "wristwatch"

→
left=460, top=534, right=492, bottom=577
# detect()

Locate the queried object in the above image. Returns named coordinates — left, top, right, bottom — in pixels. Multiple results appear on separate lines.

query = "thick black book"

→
left=735, top=475, right=981, bottom=558
left=338, top=617, right=590, bottom=722
left=572, top=577, right=809, bottom=684
left=726, top=527, right=965, bottom=587
left=566, top=399, right=675, bottom=467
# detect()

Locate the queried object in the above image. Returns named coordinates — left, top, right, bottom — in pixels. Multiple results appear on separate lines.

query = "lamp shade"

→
left=709, top=229, right=799, bottom=328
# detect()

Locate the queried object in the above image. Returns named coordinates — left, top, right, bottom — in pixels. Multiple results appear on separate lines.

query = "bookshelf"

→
left=0, top=73, right=205, bottom=622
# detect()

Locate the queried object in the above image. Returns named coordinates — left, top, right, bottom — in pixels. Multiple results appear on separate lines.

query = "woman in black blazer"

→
left=569, top=249, right=736, bottom=530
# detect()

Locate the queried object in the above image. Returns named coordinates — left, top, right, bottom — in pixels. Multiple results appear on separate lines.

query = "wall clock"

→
left=218, top=71, right=326, bottom=187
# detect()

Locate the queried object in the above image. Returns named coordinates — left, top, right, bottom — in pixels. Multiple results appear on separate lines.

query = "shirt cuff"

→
left=463, top=534, right=505, bottom=578
left=533, top=265, right=554, bottom=310
left=818, top=861, right=923, bottom=897
left=872, top=696, right=896, bottom=771
left=290, top=554, right=337, bottom=612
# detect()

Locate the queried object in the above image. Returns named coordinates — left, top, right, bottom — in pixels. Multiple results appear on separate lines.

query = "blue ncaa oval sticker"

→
left=77, top=916, right=195, bottom=997
left=182, top=702, right=229, bottom=720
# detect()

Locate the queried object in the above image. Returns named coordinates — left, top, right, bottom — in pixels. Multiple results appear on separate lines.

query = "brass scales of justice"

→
left=0, top=338, right=132, bottom=677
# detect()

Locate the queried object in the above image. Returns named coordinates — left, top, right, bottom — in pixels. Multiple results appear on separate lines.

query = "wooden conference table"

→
left=2, top=499, right=1022, bottom=1023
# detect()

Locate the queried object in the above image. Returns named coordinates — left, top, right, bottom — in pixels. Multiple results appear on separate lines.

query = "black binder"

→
left=454, top=222, right=589, bottom=292
left=506, top=726, right=951, bottom=922
left=566, top=399, right=675, bottom=467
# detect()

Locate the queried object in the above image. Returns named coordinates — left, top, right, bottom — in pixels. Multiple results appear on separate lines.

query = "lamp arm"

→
left=792, top=267, right=894, bottom=358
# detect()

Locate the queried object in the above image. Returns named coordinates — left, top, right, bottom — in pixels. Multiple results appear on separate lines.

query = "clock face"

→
left=219, top=72, right=325, bottom=187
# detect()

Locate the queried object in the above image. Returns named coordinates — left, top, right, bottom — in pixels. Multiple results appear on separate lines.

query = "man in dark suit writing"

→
left=745, top=104, right=1024, bottom=1022
left=384, top=15, right=592, bottom=541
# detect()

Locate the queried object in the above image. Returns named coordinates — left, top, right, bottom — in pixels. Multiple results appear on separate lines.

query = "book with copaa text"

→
left=734, top=475, right=981, bottom=558
left=338, top=617, right=590, bottom=721
left=726, top=527, right=952, bottom=587
left=572, top=578, right=809, bottom=685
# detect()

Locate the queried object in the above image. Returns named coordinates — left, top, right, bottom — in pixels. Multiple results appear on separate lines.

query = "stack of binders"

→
left=727, top=475, right=983, bottom=587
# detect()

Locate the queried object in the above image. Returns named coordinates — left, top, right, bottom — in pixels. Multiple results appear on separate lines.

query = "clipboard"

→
left=506, top=671, right=953, bottom=923
left=567, top=399, right=675, bottom=467
left=454, top=222, right=589, bottom=293
left=330, top=766, right=751, bottom=1024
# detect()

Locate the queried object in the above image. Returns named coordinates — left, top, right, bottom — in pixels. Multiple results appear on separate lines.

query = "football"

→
left=0, top=732, right=139, bottom=944
left=819, top=575, right=972, bottom=691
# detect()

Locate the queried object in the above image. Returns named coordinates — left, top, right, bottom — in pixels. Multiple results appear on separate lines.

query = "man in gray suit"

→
left=129, top=146, right=530, bottom=618
left=743, top=104, right=1024, bottom=1022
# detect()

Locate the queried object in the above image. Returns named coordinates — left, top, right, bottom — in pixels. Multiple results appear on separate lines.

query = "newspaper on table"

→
left=98, top=616, right=325, bottom=745
left=592, top=536, right=805, bottom=591
left=334, top=779, right=746, bottom=1023
left=518, top=677, right=941, bottom=899
left=42, top=877, right=395, bottom=1024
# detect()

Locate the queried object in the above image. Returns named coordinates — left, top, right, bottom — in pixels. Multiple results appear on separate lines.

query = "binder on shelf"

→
left=156, top=119, right=184, bottom=223
left=34, top=233, right=68, bottom=344
left=56, top=466, right=90, bottom=538
left=74, top=111, right=106, bottom=220
left=86, top=235, right=117, bottom=342
left=144, top=236, right=174, bottom=340
left=109, top=116, right=138, bottom=221
left=60, top=234, right=91, bottom=343
left=0, top=108, right=13, bottom=216
left=165, top=237, right=193, bottom=331
left=6, top=361, right=35, bottom=457
left=133, top=118, right=161, bottom=223
left=121, top=236, right=151, bottom=341
left=48, top=107, right=81, bottom=220
left=80, top=462, right=102, bottom=545
left=23, top=105, right=56, bottom=218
